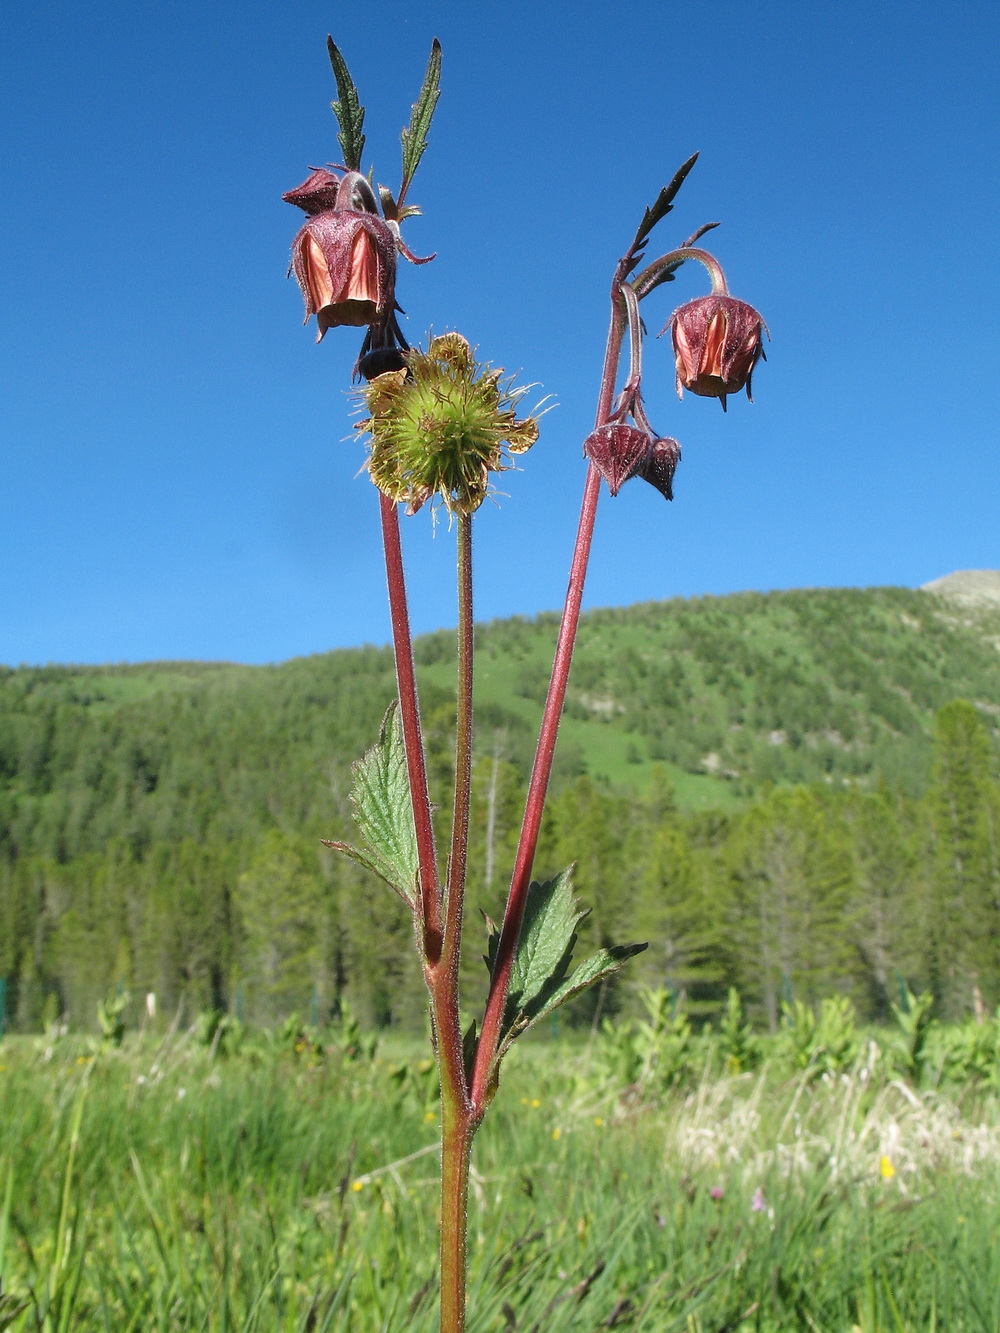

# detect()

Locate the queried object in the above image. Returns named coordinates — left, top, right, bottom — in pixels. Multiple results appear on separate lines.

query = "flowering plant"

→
left=284, top=37, right=765, bottom=1333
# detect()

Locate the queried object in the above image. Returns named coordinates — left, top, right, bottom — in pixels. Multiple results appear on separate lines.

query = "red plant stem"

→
left=436, top=1091, right=473, bottom=1332
left=469, top=275, right=628, bottom=1114
left=378, top=490, right=443, bottom=961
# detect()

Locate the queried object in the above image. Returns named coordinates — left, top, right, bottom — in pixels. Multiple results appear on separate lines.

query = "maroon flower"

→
left=583, top=424, right=649, bottom=496
left=639, top=436, right=681, bottom=501
left=665, top=295, right=766, bottom=411
left=583, top=424, right=681, bottom=501
left=289, top=209, right=398, bottom=341
left=282, top=168, right=342, bottom=215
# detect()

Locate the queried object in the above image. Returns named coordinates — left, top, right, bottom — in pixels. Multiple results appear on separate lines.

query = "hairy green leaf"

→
left=508, top=868, right=586, bottom=1017
left=327, top=37, right=366, bottom=172
left=323, top=702, right=417, bottom=905
left=526, top=942, right=647, bottom=1028
left=482, top=870, right=646, bottom=1098
left=400, top=38, right=441, bottom=200
left=487, top=867, right=646, bottom=1040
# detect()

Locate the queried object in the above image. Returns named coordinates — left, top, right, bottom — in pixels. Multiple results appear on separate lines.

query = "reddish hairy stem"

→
left=469, top=276, right=628, bottom=1113
left=437, top=1096, right=473, bottom=1332
left=378, top=490, right=443, bottom=960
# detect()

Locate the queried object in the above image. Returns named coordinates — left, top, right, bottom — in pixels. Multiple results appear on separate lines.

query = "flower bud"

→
left=290, top=209, right=397, bottom=340
left=665, top=295, right=766, bottom=410
left=639, top=437, right=681, bottom=501
left=357, top=347, right=409, bottom=380
left=583, top=424, right=682, bottom=501
left=582, top=424, right=649, bottom=496
left=282, top=169, right=342, bottom=215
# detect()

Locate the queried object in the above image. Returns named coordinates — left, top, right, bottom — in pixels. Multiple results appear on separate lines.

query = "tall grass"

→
left=1, top=1026, right=999, bottom=1329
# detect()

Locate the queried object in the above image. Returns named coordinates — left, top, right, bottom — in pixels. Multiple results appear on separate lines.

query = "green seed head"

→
left=358, top=333, right=539, bottom=515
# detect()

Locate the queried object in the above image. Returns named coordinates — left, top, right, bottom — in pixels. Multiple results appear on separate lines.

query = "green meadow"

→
left=3, top=1005, right=1000, bottom=1331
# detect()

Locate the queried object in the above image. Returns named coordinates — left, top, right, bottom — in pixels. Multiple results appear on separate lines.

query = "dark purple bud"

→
left=664, top=295, right=766, bottom=411
left=639, top=437, right=681, bottom=501
left=583, top=423, right=650, bottom=496
left=282, top=169, right=342, bottom=215
left=357, top=347, right=408, bottom=380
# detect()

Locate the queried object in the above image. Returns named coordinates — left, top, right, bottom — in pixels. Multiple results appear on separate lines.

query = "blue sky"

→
left=1, top=0, right=998, bottom=666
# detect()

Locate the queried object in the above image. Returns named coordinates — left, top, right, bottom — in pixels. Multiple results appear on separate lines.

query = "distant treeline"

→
left=1, top=587, right=999, bottom=1032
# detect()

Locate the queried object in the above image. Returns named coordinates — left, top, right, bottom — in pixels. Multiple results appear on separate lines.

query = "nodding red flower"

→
left=665, top=295, right=766, bottom=411
left=639, top=436, right=681, bottom=501
left=583, top=423, right=649, bottom=496
left=289, top=209, right=398, bottom=341
left=583, top=423, right=682, bottom=501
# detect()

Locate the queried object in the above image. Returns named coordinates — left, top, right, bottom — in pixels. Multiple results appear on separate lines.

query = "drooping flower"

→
left=582, top=422, right=681, bottom=501
left=638, top=436, right=681, bottom=501
left=358, top=333, right=540, bottom=515
left=664, top=294, right=767, bottom=411
left=582, top=424, right=650, bottom=497
left=750, top=1185, right=768, bottom=1213
left=289, top=207, right=398, bottom=340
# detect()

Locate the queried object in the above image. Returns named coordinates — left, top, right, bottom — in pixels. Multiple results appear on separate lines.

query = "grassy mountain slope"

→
left=1, top=583, right=998, bottom=863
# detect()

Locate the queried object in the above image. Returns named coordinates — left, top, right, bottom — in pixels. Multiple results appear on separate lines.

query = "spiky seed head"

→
left=358, top=334, right=539, bottom=515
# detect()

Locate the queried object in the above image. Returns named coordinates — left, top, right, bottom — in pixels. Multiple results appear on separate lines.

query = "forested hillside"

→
left=2, top=582, right=999, bottom=1033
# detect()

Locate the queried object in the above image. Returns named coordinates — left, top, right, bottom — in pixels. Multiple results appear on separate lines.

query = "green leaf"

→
left=327, top=37, right=366, bottom=172
left=399, top=38, right=441, bottom=200
left=525, top=942, right=647, bottom=1030
left=323, top=702, right=418, bottom=906
left=481, top=870, right=645, bottom=1105
left=487, top=867, right=646, bottom=1039
left=508, top=868, right=586, bottom=1017
left=0, top=1292, right=29, bottom=1332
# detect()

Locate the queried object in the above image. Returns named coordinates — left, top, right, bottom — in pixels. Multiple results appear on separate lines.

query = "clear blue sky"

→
left=1, top=1, right=997, bottom=666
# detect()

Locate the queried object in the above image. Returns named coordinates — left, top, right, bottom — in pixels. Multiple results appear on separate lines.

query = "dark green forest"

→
left=2, top=583, right=999, bottom=1032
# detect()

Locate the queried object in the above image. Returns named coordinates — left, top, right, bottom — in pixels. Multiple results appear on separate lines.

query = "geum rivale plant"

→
left=283, top=36, right=766, bottom=1333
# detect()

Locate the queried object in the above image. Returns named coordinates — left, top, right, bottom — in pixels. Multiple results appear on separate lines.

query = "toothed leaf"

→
left=482, top=872, right=646, bottom=1098
left=324, top=702, right=417, bottom=905
left=510, top=867, right=586, bottom=1016
left=400, top=38, right=441, bottom=197
left=630, top=152, right=699, bottom=255
left=327, top=37, right=366, bottom=171
left=525, top=943, right=647, bottom=1029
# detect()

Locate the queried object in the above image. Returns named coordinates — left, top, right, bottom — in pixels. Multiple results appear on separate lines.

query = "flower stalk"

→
left=378, top=491, right=442, bottom=959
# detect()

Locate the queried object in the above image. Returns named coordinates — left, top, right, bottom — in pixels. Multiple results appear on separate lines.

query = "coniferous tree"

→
left=926, top=700, right=1000, bottom=1015
left=726, top=787, right=855, bottom=1028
